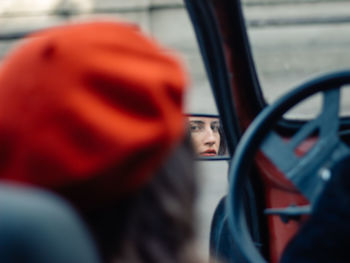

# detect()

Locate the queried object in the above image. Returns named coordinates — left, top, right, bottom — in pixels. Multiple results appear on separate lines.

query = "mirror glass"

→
left=186, top=115, right=229, bottom=159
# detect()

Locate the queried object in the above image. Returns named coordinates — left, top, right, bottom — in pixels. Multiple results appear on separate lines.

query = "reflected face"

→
left=188, top=117, right=221, bottom=156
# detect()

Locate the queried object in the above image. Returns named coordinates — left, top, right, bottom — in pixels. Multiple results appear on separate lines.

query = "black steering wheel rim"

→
left=226, top=70, right=350, bottom=263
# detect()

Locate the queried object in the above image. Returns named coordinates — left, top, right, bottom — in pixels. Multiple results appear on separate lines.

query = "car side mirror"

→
left=186, top=114, right=230, bottom=160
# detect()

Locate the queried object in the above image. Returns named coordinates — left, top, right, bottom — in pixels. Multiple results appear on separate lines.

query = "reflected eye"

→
left=189, top=122, right=204, bottom=132
left=211, top=122, right=220, bottom=132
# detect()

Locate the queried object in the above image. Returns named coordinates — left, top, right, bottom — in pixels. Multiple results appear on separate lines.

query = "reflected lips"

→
left=200, top=149, right=217, bottom=156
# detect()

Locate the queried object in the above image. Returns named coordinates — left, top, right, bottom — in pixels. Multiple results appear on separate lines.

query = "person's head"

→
left=0, top=21, right=196, bottom=262
left=188, top=117, right=221, bottom=156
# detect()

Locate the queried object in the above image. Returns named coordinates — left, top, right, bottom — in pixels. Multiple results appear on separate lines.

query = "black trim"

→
left=225, top=0, right=266, bottom=112
left=195, top=156, right=230, bottom=161
left=185, top=113, right=220, bottom=118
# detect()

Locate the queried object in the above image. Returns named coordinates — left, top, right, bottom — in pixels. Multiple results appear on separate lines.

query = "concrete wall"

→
left=242, top=0, right=350, bottom=117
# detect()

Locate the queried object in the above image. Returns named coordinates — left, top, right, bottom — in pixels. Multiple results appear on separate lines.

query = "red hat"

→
left=0, top=21, right=187, bottom=209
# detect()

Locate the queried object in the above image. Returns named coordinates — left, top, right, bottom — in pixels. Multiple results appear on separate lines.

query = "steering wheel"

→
left=226, top=71, right=350, bottom=263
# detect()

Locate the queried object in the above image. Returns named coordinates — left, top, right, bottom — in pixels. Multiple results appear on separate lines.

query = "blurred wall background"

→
left=0, top=0, right=217, bottom=114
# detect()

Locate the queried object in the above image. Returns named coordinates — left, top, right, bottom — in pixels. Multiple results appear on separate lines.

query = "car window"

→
left=241, top=0, right=350, bottom=119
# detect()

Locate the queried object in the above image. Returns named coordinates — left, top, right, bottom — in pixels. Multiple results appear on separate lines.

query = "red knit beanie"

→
left=0, top=21, right=187, bottom=209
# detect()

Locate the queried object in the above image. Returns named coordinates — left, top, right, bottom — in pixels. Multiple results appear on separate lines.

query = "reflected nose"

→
left=204, top=129, right=216, bottom=146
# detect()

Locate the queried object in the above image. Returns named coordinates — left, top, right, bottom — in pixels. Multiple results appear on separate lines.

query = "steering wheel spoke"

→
left=319, top=88, right=341, bottom=136
left=288, top=139, right=350, bottom=203
left=261, top=88, right=345, bottom=203
left=261, top=131, right=300, bottom=173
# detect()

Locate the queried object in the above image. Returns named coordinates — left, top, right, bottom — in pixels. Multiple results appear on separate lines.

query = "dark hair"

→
left=218, top=125, right=227, bottom=156
left=83, top=135, right=197, bottom=263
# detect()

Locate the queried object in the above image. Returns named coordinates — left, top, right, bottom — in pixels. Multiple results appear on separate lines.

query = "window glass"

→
left=241, top=0, right=350, bottom=119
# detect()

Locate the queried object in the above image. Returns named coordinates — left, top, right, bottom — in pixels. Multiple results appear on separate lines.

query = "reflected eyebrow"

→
left=189, top=121, right=205, bottom=124
left=211, top=121, right=220, bottom=125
